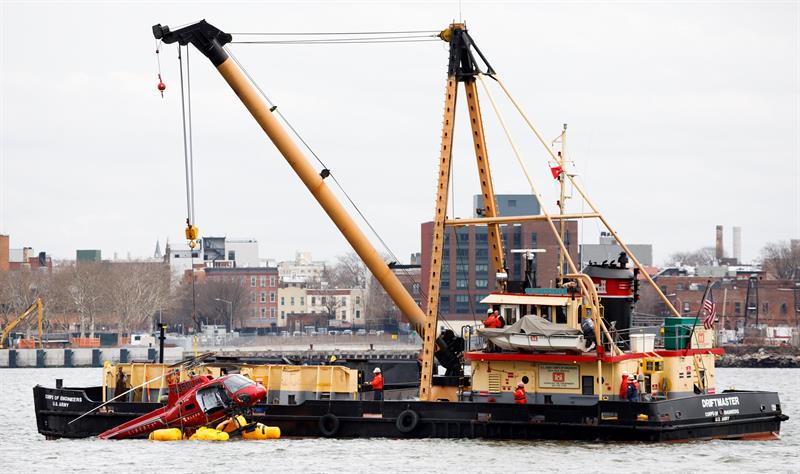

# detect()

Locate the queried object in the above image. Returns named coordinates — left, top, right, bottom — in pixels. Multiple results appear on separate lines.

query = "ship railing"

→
left=631, top=312, right=665, bottom=328
left=608, top=324, right=666, bottom=352
left=461, top=325, right=485, bottom=352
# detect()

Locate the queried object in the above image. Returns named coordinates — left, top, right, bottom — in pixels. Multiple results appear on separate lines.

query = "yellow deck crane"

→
left=152, top=19, right=684, bottom=401
left=1, top=298, right=44, bottom=349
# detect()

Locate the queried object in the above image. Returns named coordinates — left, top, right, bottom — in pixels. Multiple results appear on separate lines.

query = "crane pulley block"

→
left=185, top=223, right=199, bottom=248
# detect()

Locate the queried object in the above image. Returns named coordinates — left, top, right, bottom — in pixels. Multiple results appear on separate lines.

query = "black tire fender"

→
left=318, top=413, right=340, bottom=437
left=395, top=409, right=420, bottom=434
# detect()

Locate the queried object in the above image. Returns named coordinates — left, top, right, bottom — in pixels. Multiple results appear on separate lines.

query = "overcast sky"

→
left=1, top=1, right=798, bottom=266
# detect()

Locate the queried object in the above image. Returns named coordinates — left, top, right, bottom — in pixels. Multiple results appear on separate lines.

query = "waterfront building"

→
left=278, top=285, right=308, bottom=328
left=76, top=249, right=101, bottom=263
left=641, top=272, right=799, bottom=330
left=306, top=288, right=365, bottom=328
left=1, top=238, right=53, bottom=271
left=203, top=267, right=279, bottom=331
left=166, top=236, right=260, bottom=279
left=277, top=251, right=327, bottom=284
left=0, top=234, right=8, bottom=271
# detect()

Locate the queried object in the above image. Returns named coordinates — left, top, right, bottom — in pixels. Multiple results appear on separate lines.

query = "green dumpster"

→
left=664, top=317, right=699, bottom=350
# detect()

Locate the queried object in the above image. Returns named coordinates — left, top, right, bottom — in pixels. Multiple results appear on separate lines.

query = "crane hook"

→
left=157, top=73, right=166, bottom=98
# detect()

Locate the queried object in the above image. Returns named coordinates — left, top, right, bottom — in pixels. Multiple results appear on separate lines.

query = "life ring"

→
left=318, top=413, right=340, bottom=437
left=396, top=409, right=420, bottom=434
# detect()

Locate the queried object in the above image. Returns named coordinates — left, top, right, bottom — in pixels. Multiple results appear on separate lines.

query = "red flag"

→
left=550, top=166, right=563, bottom=179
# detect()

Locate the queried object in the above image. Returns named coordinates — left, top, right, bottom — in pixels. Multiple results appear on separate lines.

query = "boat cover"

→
left=478, top=315, right=583, bottom=338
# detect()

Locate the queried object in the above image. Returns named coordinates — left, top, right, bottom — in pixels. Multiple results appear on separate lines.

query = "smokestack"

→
left=733, top=226, right=742, bottom=264
left=22, top=247, right=31, bottom=269
left=0, top=235, right=8, bottom=272
left=715, top=225, right=724, bottom=261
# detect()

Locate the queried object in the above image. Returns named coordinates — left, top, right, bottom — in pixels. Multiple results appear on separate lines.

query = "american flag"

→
left=702, top=290, right=716, bottom=329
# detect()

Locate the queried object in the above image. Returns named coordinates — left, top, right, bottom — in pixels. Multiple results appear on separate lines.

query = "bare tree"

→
left=106, top=262, right=172, bottom=335
left=200, top=278, right=249, bottom=331
left=171, top=281, right=202, bottom=332
left=666, top=247, right=716, bottom=266
left=48, top=267, right=79, bottom=333
left=172, top=275, right=250, bottom=331
left=364, top=274, right=399, bottom=328
left=0, top=269, right=54, bottom=336
left=319, top=288, right=345, bottom=320
left=330, top=251, right=367, bottom=288
left=55, top=262, right=109, bottom=337
left=761, top=240, right=800, bottom=280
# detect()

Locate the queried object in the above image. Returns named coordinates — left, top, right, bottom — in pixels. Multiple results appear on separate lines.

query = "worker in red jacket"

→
left=618, top=372, right=629, bottom=400
left=370, top=367, right=384, bottom=401
left=513, top=382, right=527, bottom=404
left=625, top=375, right=640, bottom=402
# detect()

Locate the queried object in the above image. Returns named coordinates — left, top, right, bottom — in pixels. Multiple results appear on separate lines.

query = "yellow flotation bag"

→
left=189, top=426, right=229, bottom=441
left=242, top=423, right=281, bottom=440
left=215, top=415, right=248, bottom=433
left=148, top=428, right=183, bottom=441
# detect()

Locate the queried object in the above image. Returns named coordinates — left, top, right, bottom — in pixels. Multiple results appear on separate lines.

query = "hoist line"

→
left=177, top=46, right=193, bottom=225
left=186, top=46, right=196, bottom=226
left=231, top=39, right=440, bottom=45
left=178, top=44, right=199, bottom=332
left=225, top=47, right=328, bottom=171
left=223, top=45, right=455, bottom=332
left=233, top=34, right=436, bottom=41
left=154, top=39, right=163, bottom=75
left=231, top=30, right=440, bottom=35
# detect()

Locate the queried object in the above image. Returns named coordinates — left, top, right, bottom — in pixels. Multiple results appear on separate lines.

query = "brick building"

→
left=642, top=274, right=799, bottom=329
left=203, top=267, right=279, bottom=330
left=420, top=220, right=579, bottom=321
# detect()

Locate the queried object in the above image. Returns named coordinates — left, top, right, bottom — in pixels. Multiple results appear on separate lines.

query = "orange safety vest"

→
left=483, top=315, right=500, bottom=328
left=514, top=387, right=526, bottom=404
left=370, top=373, right=384, bottom=391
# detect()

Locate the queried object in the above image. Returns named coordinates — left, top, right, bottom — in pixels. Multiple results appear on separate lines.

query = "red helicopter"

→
left=98, top=373, right=267, bottom=440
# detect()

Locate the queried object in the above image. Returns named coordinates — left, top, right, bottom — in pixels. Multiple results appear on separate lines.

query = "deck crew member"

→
left=495, top=310, right=506, bottom=328
left=513, top=382, right=527, bottom=404
left=625, top=374, right=640, bottom=402
left=369, top=367, right=384, bottom=401
left=618, top=372, right=629, bottom=400
left=483, top=308, right=501, bottom=328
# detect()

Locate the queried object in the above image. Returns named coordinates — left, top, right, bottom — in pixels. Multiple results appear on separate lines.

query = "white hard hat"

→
left=373, top=367, right=381, bottom=373
left=487, top=308, right=494, bottom=314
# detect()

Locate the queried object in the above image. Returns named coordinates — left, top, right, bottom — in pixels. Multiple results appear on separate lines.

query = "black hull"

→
left=34, top=385, right=787, bottom=442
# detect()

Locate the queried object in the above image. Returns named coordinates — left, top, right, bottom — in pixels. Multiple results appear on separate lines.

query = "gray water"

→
left=0, top=367, right=797, bottom=473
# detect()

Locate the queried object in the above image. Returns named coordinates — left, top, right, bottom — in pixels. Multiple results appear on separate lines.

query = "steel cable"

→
left=223, top=46, right=455, bottom=333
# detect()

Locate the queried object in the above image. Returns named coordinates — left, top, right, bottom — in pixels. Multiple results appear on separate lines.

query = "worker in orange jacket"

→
left=483, top=308, right=501, bottom=329
left=369, top=367, right=384, bottom=401
left=513, top=382, right=527, bottom=404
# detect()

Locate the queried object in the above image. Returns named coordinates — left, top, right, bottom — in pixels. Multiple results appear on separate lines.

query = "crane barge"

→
left=33, top=20, right=787, bottom=441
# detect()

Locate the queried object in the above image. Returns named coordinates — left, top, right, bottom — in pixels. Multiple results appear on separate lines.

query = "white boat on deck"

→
left=478, top=315, right=590, bottom=353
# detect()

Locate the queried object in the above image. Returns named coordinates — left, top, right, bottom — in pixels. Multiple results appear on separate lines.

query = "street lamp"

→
left=214, top=298, right=233, bottom=332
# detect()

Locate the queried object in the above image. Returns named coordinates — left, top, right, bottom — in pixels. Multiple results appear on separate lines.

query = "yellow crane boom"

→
left=152, top=20, right=488, bottom=401
left=1, top=297, right=44, bottom=349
